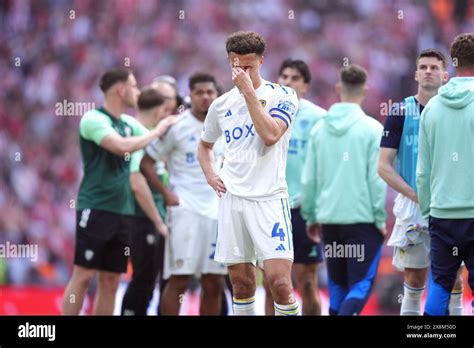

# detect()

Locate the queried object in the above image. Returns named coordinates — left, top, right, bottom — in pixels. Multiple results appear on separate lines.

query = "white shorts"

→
left=392, top=229, right=431, bottom=271
left=387, top=193, right=431, bottom=271
left=163, top=206, right=228, bottom=279
left=391, top=224, right=466, bottom=271
left=215, top=192, right=294, bottom=268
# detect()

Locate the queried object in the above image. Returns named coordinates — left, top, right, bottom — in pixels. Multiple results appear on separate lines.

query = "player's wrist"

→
left=153, top=219, right=163, bottom=230
left=163, top=188, right=174, bottom=197
left=206, top=172, right=218, bottom=183
left=241, top=87, right=256, bottom=98
left=408, top=191, right=419, bottom=203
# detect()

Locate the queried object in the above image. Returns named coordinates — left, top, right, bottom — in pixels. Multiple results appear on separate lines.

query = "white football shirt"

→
left=201, top=79, right=298, bottom=200
left=147, top=110, right=222, bottom=219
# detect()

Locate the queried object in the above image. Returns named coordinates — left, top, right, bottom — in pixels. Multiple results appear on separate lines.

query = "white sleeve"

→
left=146, top=130, right=174, bottom=161
left=201, top=101, right=222, bottom=143
left=268, top=88, right=299, bottom=128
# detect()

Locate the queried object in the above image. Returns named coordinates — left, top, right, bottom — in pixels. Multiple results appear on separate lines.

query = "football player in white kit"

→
left=141, top=73, right=227, bottom=315
left=198, top=31, right=300, bottom=316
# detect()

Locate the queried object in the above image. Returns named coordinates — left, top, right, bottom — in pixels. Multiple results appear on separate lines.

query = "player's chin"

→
left=421, top=81, right=438, bottom=89
left=201, top=104, right=211, bottom=112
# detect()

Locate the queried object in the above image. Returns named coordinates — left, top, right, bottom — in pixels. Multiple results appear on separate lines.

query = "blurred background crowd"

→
left=0, top=0, right=473, bottom=313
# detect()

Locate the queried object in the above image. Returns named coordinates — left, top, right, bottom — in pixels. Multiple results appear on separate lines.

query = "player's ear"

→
left=116, top=83, right=125, bottom=98
left=443, top=70, right=449, bottom=82
left=414, top=70, right=419, bottom=82
left=259, top=55, right=264, bottom=66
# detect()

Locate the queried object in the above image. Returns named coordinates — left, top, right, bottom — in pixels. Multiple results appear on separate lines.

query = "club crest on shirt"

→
left=259, top=99, right=267, bottom=108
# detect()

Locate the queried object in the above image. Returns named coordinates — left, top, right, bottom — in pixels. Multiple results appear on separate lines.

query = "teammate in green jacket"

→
left=62, top=69, right=170, bottom=315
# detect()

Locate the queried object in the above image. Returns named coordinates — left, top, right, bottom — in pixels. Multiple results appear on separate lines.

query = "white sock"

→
left=400, top=283, right=424, bottom=316
left=274, top=301, right=299, bottom=316
left=232, top=296, right=256, bottom=315
left=449, top=290, right=463, bottom=315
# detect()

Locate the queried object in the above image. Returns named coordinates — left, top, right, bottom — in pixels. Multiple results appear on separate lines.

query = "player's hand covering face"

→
left=228, top=52, right=263, bottom=92
left=232, top=67, right=254, bottom=93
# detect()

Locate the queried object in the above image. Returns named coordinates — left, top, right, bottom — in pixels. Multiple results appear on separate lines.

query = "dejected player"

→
left=198, top=31, right=300, bottom=316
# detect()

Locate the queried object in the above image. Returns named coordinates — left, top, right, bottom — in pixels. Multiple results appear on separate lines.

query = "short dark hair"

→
left=99, top=68, right=131, bottom=93
left=416, top=48, right=448, bottom=69
left=137, top=87, right=164, bottom=111
left=340, top=64, right=368, bottom=86
left=188, top=72, right=218, bottom=91
left=226, top=31, right=266, bottom=56
left=279, top=59, right=311, bottom=84
left=450, top=33, right=474, bottom=69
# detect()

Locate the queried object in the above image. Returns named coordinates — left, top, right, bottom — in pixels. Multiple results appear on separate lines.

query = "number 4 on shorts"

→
left=271, top=222, right=285, bottom=241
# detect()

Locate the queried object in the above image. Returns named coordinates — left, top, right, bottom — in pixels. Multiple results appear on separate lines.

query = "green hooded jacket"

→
left=416, top=77, right=474, bottom=219
left=301, top=102, right=387, bottom=228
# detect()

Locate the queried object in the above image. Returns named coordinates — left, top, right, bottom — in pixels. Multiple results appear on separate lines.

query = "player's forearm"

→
left=120, top=132, right=158, bottom=154
left=242, top=89, right=281, bottom=146
left=368, top=176, right=387, bottom=229
left=378, top=160, right=417, bottom=201
left=416, top=121, right=432, bottom=219
left=140, top=155, right=171, bottom=197
left=416, top=158, right=431, bottom=218
left=300, top=148, right=318, bottom=224
left=130, top=173, right=163, bottom=226
left=198, top=141, right=218, bottom=182
left=416, top=175, right=431, bottom=219
left=369, top=143, right=388, bottom=227
left=416, top=147, right=431, bottom=219
left=300, top=181, right=317, bottom=224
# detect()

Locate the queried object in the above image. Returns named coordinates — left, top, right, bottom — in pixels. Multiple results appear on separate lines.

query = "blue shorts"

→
left=291, top=208, right=323, bottom=264
left=322, top=223, right=384, bottom=315
left=425, top=216, right=474, bottom=315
